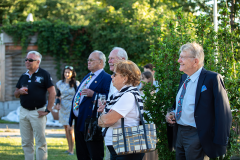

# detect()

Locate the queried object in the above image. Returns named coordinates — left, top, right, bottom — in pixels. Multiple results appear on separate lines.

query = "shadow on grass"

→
left=0, top=142, right=24, bottom=160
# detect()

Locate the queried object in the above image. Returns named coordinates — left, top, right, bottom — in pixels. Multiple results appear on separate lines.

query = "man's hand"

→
left=81, top=89, right=94, bottom=97
left=18, top=87, right=28, bottom=95
left=38, top=111, right=49, bottom=118
left=14, top=88, right=28, bottom=98
left=55, top=104, right=61, bottom=110
left=165, top=112, right=176, bottom=124
left=19, top=87, right=28, bottom=94
left=97, top=99, right=105, bottom=113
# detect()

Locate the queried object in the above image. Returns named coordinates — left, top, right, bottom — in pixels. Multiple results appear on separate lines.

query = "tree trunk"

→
left=230, top=0, right=235, bottom=32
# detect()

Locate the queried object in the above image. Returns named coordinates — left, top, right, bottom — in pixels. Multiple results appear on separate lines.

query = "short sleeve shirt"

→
left=16, top=68, right=54, bottom=109
left=105, top=92, right=140, bottom=145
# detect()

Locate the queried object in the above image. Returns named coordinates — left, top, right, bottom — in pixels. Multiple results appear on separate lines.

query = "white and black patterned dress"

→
left=56, top=80, right=80, bottom=125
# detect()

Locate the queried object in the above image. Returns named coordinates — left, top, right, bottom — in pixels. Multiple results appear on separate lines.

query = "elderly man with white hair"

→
left=14, top=51, right=56, bottom=160
left=166, top=42, right=232, bottom=160
left=97, top=47, right=128, bottom=160
left=69, top=50, right=112, bottom=160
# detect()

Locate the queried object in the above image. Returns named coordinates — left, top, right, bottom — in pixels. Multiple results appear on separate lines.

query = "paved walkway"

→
left=0, top=123, right=65, bottom=138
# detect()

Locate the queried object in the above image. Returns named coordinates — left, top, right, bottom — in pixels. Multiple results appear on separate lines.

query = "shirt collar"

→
left=91, top=69, right=103, bottom=77
left=189, top=67, right=202, bottom=82
left=118, top=85, right=133, bottom=92
left=24, top=68, right=39, bottom=78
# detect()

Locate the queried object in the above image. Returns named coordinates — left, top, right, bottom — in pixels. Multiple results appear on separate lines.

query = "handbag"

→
left=84, top=94, right=103, bottom=142
left=112, top=96, right=157, bottom=155
left=51, top=104, right=60, bottom=120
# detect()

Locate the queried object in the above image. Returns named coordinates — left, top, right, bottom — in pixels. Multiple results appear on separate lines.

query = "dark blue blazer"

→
left=168, top=68, right=232, bottom=158
left=69, top=70, right=111, bottom=132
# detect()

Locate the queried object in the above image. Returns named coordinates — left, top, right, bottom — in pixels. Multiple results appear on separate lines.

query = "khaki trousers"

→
left=19, top=106, right=47, bottom=160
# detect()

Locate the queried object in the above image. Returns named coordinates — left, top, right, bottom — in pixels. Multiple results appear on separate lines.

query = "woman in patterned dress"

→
left=55, top=66, right=80, bottom=155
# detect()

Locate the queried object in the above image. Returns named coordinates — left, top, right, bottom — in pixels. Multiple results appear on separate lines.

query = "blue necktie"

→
left=176, top=77, right=191, bottom=120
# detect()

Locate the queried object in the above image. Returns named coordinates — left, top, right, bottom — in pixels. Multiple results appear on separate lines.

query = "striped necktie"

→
left=176, top=77, right=191, bottom=120
left=74, top=73, right=94, bottom=110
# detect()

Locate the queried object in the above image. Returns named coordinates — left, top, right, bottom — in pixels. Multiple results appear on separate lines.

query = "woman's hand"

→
left=98, top=110, right=122, bottom=127
left=98, top=115, right=106, bottom=128
left=97, top=99, right=105, bottom=113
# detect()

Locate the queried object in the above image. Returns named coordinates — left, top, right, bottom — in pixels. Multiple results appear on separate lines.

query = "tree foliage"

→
left=86, top=1, right=175, bottom=68
left=0, top=0, right=100, bottom=26
left=1, top=20, right=92, bottom=79
left=0, top=0, right=176, bottom=77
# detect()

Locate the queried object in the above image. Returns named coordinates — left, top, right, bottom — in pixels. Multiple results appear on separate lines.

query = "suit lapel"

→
left=89, top=70, right=105, bottom=91
left=81, top=70, right=105, bottom=104
left=195, top=68, right=207, bottom=111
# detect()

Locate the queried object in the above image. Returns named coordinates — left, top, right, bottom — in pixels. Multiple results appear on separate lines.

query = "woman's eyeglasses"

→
left=112, top=72, right=122, bottom=77
left=25, top=58, right=37, bottom=62
left=65, top=66, right=73, bottom=70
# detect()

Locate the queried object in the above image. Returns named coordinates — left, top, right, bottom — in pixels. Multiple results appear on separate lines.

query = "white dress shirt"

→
left=73, top=69, right=103, bottom=117
left=175, top=67, right=202, bottom=127
left=107, top=81, right=118, bottom=101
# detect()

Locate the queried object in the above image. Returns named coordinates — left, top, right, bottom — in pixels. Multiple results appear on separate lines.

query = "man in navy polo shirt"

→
left=14, top=51, right=56, bottom=160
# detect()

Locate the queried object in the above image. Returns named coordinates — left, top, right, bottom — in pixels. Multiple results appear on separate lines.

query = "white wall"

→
left=0, top=100, right=20, bottom=118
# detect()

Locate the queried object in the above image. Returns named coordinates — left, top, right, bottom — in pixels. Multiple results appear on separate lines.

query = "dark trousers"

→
left=176, top=125, right=209, bottom=160
left=107, top=146, right=145, bottom=160
left=74, top=125, right=104, bottom=160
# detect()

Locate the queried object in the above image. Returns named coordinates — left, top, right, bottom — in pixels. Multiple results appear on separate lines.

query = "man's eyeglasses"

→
left=65, top=66, right=74, bottom=70
left=179, top=56, right=195, bottom=60
left=25, top=58, right=37, bottom=62
left=87, top=59, right=100, bottom=62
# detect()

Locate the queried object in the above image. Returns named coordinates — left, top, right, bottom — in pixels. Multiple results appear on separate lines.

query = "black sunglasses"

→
left=65, top=66, right=74, bottom=70
left=25, top=58, right=37, bottom=62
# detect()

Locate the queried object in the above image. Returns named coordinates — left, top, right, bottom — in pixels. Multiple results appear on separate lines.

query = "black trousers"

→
left=74, top=125, right=104, bottom=160
left=176, top=125, right=209, bottom=160
left=107, top=146, right=144, bottom=160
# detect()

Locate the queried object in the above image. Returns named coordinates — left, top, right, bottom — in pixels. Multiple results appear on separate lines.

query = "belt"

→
left=178, top=124, right=196, bottom=130
left=22, top=106, right=44, bottom=111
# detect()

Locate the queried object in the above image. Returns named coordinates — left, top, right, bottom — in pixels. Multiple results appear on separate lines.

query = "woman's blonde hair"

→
left=115, top=60, right=141, bottom=86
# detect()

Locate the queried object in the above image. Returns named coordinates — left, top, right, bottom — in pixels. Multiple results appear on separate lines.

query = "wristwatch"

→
left=45, top=108, right=51, bottom=113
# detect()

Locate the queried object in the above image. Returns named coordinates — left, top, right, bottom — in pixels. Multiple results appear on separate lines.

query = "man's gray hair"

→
left=92, top=50, right=106, bottom=67
left=180, top=42, right=204, bottom=67
left=112, top=47, right=128, bottom=60
left=27, top=51, right=42, bottom=65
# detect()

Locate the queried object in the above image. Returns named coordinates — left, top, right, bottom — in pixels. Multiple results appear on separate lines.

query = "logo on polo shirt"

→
left=35, top=76, right=43, bottom=83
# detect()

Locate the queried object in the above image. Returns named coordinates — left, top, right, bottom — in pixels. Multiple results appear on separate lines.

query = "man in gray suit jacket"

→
left=166, top=42, right=232, bottom=160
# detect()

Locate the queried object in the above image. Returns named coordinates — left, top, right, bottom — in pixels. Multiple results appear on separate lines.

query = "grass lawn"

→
left=0, top=137, right=77, bottom=160
left=0, top=120, right=18, bottom=124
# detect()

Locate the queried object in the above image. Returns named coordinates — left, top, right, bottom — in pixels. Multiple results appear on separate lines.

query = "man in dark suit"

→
left=69, top=50, right=112, bottom=160
left=166, top=42, right=232, bottom=160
